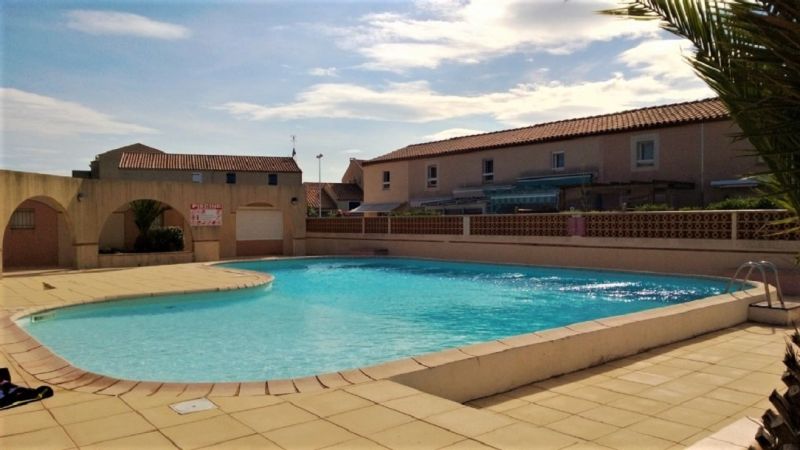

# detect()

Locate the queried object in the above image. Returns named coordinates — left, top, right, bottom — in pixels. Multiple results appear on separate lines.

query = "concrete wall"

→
left=363, top=120, right=761, bottom=208
left=0, top=170, right=306, bottom=273
left=305, top=232, right=800, bottom=293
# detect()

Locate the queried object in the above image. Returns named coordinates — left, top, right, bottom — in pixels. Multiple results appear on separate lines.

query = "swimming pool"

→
left=20, top=258, right=736, bottom=382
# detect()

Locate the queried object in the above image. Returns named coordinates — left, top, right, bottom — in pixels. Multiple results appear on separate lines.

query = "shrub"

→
left=630, top=203, right=671, bottom=212
left=147, top=227, right=184, bottom=252
left=390, top=208, right=441, bottom=216
left=705, top=196, right=779, bottom=210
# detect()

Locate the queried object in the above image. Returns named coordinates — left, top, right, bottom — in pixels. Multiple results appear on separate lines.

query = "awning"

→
left=452, top=187, right=487, bottom=198
left=517, top=172, right=593, bottom=187
left=710, top=178, right=759, bottom=189
left=410, top=196, right=452, bottom=207
left=489, top=190, right=559, bottom=204
left=349, top=202, right=404, bottom=213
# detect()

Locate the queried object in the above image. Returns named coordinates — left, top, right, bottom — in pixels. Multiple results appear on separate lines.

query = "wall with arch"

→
left=0, top=170, right=306, bottom=274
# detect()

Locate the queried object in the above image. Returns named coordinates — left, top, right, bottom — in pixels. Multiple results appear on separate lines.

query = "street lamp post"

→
left=316, top=154, right=323, bottom=218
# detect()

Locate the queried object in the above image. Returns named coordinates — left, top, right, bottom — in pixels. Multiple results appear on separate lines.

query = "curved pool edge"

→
left=2, top=259, right=771, bottom=401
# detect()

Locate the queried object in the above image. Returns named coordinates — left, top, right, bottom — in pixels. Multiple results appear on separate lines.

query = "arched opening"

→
left=3, top=196, right=75, bottom=271
left=98, top=199, right=194, bottom=254
left=235, top=202, right=284, bottom=257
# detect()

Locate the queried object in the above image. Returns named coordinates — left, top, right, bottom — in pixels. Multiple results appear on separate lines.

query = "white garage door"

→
left=236, top=208, right=283, bottom=240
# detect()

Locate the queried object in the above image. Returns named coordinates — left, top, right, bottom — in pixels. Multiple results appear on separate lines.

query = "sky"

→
left=1, top=0, right=714, bottom=182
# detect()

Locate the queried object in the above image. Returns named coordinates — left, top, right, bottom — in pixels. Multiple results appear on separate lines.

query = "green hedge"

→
left=147, top=226, right=184, bottom=252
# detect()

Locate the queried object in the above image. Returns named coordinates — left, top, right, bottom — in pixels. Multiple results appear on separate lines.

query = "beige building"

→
left=360, top=99, right=760, bottom=214
left=2, top=144, right=306, bottom=272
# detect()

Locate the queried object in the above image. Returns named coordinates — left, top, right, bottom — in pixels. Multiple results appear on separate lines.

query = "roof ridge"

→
left=120, top=151, right=295, bottom=159
left=366, top=97, right=727, bottom=165
left=400, top=97, right=722, bottom=150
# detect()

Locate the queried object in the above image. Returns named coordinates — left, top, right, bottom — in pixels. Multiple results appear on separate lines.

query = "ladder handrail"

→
left=725, top=260, right=785, bottom=308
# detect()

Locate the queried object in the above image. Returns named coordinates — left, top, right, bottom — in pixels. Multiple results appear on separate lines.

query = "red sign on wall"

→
left=190, top=203, right=223, bottom=226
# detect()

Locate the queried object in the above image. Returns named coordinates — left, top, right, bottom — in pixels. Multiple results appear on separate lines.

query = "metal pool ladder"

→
left=726, top=260, right=785, bottom=308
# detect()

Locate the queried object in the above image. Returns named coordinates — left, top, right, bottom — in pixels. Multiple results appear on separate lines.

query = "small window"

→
left=192, top=172, right=202, bottom=183
left=552, top=152, right=565, bottom=170
left=226, top=172, right=236, bottom=184
left=382, top=171, right=391, bottom=190
left=426, top=164, right=438, bottom=188
left=10, top=209, right=35, bottom=229
left=482, top=159, right=494, bottom=183
left=268, top=173, right=278, bottom=185
left=636, top=140, right=656, bottom=167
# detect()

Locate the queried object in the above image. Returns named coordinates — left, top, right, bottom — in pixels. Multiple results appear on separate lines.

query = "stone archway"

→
left=2, top=196, right=76, bottom=271
left=97, top=199, right=195, bottom=266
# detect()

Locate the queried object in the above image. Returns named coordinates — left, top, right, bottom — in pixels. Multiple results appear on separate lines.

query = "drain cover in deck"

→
left=169, top=398, right=217, bottom=415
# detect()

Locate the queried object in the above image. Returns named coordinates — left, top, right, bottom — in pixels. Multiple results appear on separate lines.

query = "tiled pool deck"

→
left=0, top=263, right=784, bottom=449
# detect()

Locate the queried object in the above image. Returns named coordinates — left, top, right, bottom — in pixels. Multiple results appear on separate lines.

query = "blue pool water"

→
left=21, top=258, right=734, bottom=382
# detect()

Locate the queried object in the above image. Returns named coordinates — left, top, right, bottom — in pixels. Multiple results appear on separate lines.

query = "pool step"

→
left=748, top=297, right=800, bottom=326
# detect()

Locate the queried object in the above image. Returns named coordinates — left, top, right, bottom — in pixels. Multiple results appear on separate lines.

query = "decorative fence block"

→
left=306, top=217, right=362, bottom=233
left=470, top=214, right=569, bottom=236
left=583, top=212, right=732, bottom=239
left=364, top=217, right=389, bottom=234
left=390, top=216, right=463, bottom=235
left=306, top=210, right=798, bottom=241
left=737, top=210, right=800, bottom=240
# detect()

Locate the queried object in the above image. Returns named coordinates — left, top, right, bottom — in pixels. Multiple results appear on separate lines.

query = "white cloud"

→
left=309, top=67, right=339, bottom=77
left=66, top=10, right=191, bottom=39
left=423, top=128, right=485, bottom=141
left=2, top=88, right=158, bottom=136
left=327, top=0, right=659, bottom=71
left=619, top=39, right=698, bottom=80
left=215, top=73, right=712, bottom=127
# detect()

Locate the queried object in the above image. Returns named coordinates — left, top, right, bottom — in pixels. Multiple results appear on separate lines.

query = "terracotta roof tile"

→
left=119, top=152, right=301, bottom=173
left=366, top=98, right=729, bottom=165
left=304, top=183, right=337, bottom=209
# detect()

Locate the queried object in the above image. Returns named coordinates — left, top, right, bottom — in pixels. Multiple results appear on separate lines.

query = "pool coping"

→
left=2, top=257, right=772, bottom=400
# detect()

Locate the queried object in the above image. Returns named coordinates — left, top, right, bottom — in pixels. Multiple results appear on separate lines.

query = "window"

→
left=268, top=173, right=278, bottom=185
left=482, top=159, right=494, bottom=183
left=10, top=209, right=34, bottom=229
left=348, top=201, right=361, bottom=210
left=382, top=171, right=391, bottom=190
left=635, top=140, right=656, bottom=167
left=552, top=152, right=565, bottom=170
left=226, top=172, right=236, bottom=184
left=192, top=172, right=202, bottom=183
left=426, top=164, right=438, bottom=188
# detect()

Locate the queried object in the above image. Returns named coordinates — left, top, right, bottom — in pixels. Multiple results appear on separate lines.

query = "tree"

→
left=129, top=199, right=169, bottom=251
left=604, top=0, right=799, bottom=234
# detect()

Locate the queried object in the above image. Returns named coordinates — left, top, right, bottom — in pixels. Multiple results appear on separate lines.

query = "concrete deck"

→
left=0, top=264, right=783, bottom=449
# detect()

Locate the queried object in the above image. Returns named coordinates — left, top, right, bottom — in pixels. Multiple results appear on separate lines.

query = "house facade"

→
left=304, top=182, right=364, bottom=216
left=2, top=144, right=306, bottom=272
left=68, top=143, right=303, bottom=258
left=360, top=99, right=760, bottom=214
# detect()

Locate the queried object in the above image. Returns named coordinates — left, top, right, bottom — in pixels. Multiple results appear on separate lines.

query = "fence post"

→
left=463, top=216, right=470, bottom=236
left=387, top=216, right=392, bottom=235
left=731, top=211, right=738, bottom=241
left=361, top=217, right=365, bottom=235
